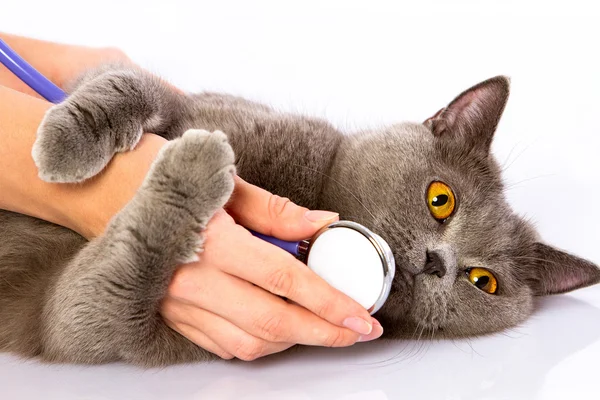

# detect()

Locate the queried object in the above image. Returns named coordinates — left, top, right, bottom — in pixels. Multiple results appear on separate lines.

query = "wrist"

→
left=0, top=83, right=164, bottom=241
left=68, top=133, right=168, bottom=239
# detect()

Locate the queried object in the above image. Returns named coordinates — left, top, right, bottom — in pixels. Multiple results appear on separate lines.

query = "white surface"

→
left=307, top=227, right=385, bottom=310
left=1, top=1, right=600, bottom=399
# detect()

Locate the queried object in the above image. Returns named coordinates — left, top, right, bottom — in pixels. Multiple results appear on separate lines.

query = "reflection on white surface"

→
left=2, top=286, right=599, bottom=399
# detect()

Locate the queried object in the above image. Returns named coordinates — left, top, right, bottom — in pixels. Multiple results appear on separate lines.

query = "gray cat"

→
left=1, top=65, right=598, bottom=367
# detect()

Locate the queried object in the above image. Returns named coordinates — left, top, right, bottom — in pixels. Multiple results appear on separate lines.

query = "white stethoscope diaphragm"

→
left=252, top=221, right=395, bottom=314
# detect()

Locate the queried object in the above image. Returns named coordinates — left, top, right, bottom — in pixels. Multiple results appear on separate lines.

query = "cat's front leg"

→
left=42, top=129, right=235, bottom=366
left=32, top=66, right=188, bottom=183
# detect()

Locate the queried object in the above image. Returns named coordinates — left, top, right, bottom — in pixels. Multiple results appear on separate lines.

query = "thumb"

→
left=225, top=176, right=339, bottom=240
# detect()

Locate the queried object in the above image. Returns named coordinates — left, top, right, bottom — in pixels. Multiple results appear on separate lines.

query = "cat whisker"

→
left=361, top=341, right=413, bottom=367
left=420, top=328, right=436, bottom=361
left=397, top=322, right=423, bottom=362
left=504, top=174, right=555, bottom=191
left=505, top=326, right=528, bottom=338
left=498, top=330, right=525, bottom=340
left=451, top=338, right=472, bottom=354
left=349, top=321, right=428, bottom=367
left=410, top=322, right=429, bottom=361
left=414, top=327, right=434, bottom=362
left=465, top=337, right=483, bottom=358
left=500, top=142, right=532, bottom=174
left=356, top=334, right=424, bottom=367
left=500, top=142, right=520, bottom=172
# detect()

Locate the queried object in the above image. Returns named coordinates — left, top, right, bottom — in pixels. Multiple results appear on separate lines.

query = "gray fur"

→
left=0, top=65, right=598, bottom=366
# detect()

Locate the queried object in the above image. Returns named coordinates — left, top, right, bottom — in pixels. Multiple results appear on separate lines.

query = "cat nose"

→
left=423, top=250, right=447, bottom=278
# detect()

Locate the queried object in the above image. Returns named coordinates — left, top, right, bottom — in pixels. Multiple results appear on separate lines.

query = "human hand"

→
left=160, top=176, right=383, bottom=360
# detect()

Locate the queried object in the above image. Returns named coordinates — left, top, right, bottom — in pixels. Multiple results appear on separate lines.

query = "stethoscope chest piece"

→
left=303, top=221, right=395, bottom=314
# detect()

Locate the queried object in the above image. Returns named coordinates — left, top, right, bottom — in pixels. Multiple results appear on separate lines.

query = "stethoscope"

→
left=252, top=221, right=395, bottom=314
left=0, top=38, right=396, bottom=314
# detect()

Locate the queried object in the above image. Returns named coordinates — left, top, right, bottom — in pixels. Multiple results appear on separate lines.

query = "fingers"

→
left=201, top=215, right=376, bottom=336
left=168, top=262, right=368, bottom=347
left=225, top=176, right=339, bottom=240
left=163, top=318, right=234, bottom=360
left=162, top=298, right=294, bottom=361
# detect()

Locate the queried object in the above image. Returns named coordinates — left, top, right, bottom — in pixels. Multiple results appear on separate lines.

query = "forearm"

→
left=0, top=32, right=128, bottom=96
left=0, top=86, right=166, bottom=239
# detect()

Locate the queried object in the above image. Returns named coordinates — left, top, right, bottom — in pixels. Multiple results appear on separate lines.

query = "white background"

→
left=1, top=1, right=599, bottom=399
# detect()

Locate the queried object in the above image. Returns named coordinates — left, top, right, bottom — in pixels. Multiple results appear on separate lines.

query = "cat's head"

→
left=326, top=76, right=600, bottom=338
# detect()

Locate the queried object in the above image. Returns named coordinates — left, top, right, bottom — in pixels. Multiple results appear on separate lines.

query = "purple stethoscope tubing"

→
left=249, top=231, right=302, bottom=256
left=0, top=38, right=291, bottom=251
left=0, top=38, right=66, bottom=103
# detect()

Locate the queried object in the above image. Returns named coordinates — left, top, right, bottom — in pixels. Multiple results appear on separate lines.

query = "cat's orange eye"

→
left=426, top=181, right=456, bottom=221
left=466, top=268, right=498, bottom=294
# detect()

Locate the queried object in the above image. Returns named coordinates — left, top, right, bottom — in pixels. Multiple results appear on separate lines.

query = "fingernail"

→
left=358, top=321, right=383, bottom=342
left=305, top=210, right=339, bottom=223
left=343, top=317, right=372, bottom=335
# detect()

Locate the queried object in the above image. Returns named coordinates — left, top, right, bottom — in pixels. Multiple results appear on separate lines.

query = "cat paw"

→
left=148, top=129, right=236, bottom=222
left=32, top=99, right=142, bottom=183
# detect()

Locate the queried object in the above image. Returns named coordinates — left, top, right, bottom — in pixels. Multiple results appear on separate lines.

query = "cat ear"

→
left=526, top=243, right=600, bottom=296
left=424, top=76, right=510, bottom=154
